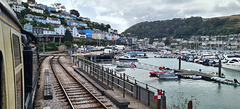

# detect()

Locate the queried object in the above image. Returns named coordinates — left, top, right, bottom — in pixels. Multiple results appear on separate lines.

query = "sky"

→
left=23, top=0, right=240, bottom=33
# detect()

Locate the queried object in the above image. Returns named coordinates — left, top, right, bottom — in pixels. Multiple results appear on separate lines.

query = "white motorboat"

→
left=118, top=55, right=138, bottom=61
left=222, top=58, right=240, bottom=71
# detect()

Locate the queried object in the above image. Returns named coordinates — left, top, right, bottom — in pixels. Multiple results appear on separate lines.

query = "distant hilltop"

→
left=123, top=15, right=240, bottom=39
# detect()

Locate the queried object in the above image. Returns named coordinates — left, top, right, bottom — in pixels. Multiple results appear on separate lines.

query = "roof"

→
left=30, top=6, right=44, bottom=10
left=47, top=17, right=60, bottom=21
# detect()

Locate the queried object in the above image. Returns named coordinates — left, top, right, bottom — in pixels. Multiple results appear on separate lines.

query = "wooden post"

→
left=188, top=100, right=193, bottom=109
left=179, top=57, right=181, bottom=70
left=123, top=73, right=125, bottom=98
left=218, top=59, right=221, bottom=77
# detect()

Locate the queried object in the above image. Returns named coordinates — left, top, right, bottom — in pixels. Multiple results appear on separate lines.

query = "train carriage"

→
left=0, top=0, right=40, bottom=108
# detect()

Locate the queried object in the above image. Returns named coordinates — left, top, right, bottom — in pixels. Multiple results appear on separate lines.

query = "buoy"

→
left=159, top=66, right=163, bottom=70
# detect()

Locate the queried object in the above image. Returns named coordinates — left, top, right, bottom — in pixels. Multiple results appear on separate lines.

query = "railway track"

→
left=50, top=56, right=112, bottom=109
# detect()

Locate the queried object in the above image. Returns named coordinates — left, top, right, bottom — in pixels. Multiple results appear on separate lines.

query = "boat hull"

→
left=119, top=58, right=138, bottom=61
left=158, top=74, right=178, bottom=79
left=222, top=63, right=240, bottom=71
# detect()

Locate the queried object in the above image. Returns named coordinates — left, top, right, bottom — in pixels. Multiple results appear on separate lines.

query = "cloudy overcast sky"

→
left=23, top=0, right=240, bottom=33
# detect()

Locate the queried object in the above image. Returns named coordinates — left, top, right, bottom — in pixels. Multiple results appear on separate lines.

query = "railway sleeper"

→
left=64, top=87, right=84, bottom=90
left=71, top=97, right=94, bottom=102
left=69, top=94, right=92, bottom=99
left=72, top=99, right=98, bottom=105
left=75, top=104, right=103, bottom=109
left=67, top=92, right=89, bottom=95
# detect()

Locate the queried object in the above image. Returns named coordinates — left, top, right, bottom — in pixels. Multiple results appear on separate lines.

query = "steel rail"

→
left=50, top=56, right=75, bottom=109
left=57, top=56, right=108, bottom=109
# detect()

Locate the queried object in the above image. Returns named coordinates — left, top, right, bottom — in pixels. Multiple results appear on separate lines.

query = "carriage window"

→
left=12, top=34, right=21, bottom=67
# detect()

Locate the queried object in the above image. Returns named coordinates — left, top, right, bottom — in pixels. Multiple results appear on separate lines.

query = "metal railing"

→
left=71, top=56, right=166, bottom=109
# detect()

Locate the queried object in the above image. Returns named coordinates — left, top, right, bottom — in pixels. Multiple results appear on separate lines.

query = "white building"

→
left=51, top=3, right=66, bottom=12
left=7, top=0, right=22, bottom=4
left=66, top=26, right=78, bottom=37
left=77, top=30, right=86, bottom=38
left=43, top=29, right=57, bottom=35
left=29, top=6, right=44, bottom=14
left=54, top=25, right=66, bottom=35
left=46, top=17, right=61, bottom=24
left=108, top=28, right=118, bottom=34
left=11, top=4, right=25, bottom=12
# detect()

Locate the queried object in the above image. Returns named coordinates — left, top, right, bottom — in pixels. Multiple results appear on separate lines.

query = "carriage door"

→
left=11, top=29, right=23, bottom=109
left=0, top=52, right=2, bottom=109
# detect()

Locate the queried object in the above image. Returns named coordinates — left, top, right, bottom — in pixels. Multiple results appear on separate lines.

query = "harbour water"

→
left=105, top=53, right=240, bottom=109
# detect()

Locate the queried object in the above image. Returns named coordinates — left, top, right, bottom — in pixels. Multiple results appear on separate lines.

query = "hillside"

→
left=123, top=16, right=240, bottom=39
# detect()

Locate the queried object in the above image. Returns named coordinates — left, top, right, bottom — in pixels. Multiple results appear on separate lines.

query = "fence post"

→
left=86, top=62, right=88, bottom=73
left=102, top=66, right=104, bottom=83
left=161, top=91, right=166, bottom=109
left=146, top=84, right=150, bottom=106
left=97, top=65, right=100, bottom=80
left=117, top=74, right=120, bottom=88
left=111, top=71, right=114, bottom=89
left=123, top=73, right=125, bottom=98
left=157, top=89, right=160, bottom=109
left=107, top=70, right=110, bottom=87
left=135, top=79, right=138, bottom=99
left=89, top=61, right=92, bottom=75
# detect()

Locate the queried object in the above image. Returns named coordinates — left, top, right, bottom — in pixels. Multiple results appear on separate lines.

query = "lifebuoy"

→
left=159, top=66, right=163, bottom=70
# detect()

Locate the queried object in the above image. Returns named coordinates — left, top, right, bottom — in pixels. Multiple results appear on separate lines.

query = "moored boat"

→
left=222, top=58, right=240, bottom=71
left=158, top=73, right=178, bottom=79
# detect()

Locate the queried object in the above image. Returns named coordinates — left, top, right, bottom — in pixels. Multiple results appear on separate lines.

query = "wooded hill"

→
left=122, top=15, right=240, bottom=39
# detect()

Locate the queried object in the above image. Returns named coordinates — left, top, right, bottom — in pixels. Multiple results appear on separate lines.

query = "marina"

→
left=94, top=52, right=240, bottom=108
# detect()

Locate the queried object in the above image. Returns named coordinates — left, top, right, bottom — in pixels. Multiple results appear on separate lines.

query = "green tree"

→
left=64, top=29, right=73, bottom=42
left=20, top=8, right=32, bottom=16
left=22, top=2, right=29, bottom=8
left=60, top=18, right=67, bottom=26
left=165, top=37, right=171, bottom=46
left=19, top=18, right=29, bottom=25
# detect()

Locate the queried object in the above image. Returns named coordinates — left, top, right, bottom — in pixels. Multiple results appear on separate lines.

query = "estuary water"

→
left=106, top=53, right=240, bottom=109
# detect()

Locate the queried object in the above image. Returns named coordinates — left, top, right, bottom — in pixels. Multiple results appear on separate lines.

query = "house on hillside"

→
left=23, top=23, right=33, bottom=33
left=78, top=30, right=86, bottom=39
left=6, top=0, right=22, bottom=4
left=29, top=6, right=44, bottom=14
left=34, top=16, right=46, bottom=24
left=36, top=3, right=47, bottom=10
left=43, top=29, right=57, bottom=35
left=46, top=17, right=61, bottom=24
left=11, top=4, right=25, bottom=12
left=70, top=14, right=77, bottom=20
left=25, top=14, right=34, bottom=21
left=66, top=26, right=78, bottom=37
left=54, top=25, right=66, bottom=35
left=82, top=30, right=93, bottom=39
left=33, top=27, right=46, bottom=35
left=78, top=17, right=91, bottom=22
left=108, top=28, right=118, bottom=34
left=45, top=6, right=56, bottom=12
